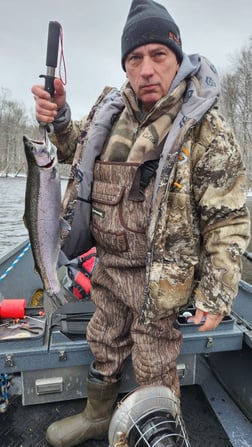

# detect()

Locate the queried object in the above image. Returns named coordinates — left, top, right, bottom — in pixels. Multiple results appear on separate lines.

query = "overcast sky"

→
left=1, top=0, right=251, bottom=119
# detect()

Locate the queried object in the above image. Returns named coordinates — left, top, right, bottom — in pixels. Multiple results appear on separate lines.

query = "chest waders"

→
left=45, top=161, right=156, bottom=447
left=46, top=160, right=182, bottom=447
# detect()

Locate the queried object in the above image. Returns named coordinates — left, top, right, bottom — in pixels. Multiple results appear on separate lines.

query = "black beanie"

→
left=121, top=0, right=183, bottom=70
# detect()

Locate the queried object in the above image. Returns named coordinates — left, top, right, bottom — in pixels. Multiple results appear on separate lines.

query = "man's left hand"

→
left=192, top=309, right=224, bottom=332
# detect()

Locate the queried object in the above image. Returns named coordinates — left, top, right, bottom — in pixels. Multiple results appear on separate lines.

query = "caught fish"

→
left=23, top=135, right=77, bottom=315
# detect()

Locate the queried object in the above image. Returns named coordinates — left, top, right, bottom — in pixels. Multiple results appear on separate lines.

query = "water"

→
left=0, top=177, right=28, bottom=258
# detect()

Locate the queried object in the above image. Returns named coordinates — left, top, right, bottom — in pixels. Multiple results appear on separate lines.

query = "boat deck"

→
left=1, top=384, right=233, bottom=447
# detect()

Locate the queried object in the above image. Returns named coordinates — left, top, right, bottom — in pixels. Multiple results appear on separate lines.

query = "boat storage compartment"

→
left=21, top=365, right=90, bottom=405
left=0, top=304, right=244, bottom=406
left=0, top=314, right=46, bottom=349
left=177, top=309, right=243, bottom=355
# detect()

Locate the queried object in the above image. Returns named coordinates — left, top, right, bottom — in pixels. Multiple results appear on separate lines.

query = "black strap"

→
left=128, top=140, right=165, bottom=202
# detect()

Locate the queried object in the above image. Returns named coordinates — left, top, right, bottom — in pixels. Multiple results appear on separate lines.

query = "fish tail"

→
left=43, top=286, right=78, bottom=318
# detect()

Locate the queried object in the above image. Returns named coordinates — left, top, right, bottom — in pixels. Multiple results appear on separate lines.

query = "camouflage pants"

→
left=87, top=161, right=182, bottom=395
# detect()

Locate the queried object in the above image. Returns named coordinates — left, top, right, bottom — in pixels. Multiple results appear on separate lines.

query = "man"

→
left=32, top=1, right=250, bottom=446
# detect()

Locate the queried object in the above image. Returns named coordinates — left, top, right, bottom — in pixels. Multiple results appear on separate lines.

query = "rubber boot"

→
left=46, top=363, right=120, bottom=447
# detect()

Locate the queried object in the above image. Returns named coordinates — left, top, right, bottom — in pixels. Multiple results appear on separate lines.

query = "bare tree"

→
left=220, top=37, right=252, bottom=184
left=0, top=88, right=39, bottom=176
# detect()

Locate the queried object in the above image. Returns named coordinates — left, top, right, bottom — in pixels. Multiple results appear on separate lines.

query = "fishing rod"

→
left=40, top=21, right=61, bottom=97
left=39, top=21, right=62, bottom=135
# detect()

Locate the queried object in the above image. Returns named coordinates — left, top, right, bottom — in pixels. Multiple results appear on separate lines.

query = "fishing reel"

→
left=108, top=385, right=191, bottom=447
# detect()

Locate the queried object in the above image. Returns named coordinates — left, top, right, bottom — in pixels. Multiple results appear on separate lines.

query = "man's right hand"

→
left=31, top=78, right=66, bottom=124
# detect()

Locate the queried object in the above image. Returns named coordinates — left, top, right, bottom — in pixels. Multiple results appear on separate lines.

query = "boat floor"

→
left=1, top=385, right=232, bottom=447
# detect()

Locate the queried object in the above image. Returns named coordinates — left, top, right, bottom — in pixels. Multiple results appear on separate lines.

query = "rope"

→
left=0, top=374, right=10, bottom=413
left=0, top=242, right=31, bottom=283
left=58, top=25, right=67, bottom=86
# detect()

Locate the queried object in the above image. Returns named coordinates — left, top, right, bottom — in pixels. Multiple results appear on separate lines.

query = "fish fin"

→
left=58, top=249, right=69, bottom=266
left=59, top=217, right=71, bottom=242
left=60, top=216, right=71, bottom=232
left=23, top=214, right=27, bottom=229
left=43, top=285, right=78, bottom=318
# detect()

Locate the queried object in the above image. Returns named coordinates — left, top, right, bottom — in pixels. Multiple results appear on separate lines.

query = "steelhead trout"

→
left=23, top=135, right=77, bottom=315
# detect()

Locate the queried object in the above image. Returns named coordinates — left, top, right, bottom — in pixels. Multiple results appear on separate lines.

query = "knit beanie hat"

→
left=121, top=0, right=183, bottom=70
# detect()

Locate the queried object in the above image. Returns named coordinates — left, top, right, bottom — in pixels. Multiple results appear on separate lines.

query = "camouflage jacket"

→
left=52, top=55, right=250, bottom=322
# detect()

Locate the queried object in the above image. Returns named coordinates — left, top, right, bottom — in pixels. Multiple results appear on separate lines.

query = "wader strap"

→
left=128, top=140, right=165, bottom=202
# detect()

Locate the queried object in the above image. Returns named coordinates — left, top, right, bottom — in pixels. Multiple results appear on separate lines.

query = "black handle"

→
left=46, top=21, right=61, bottom=67
left=38, top=21, right=62, bottom=133
left=39, top=74, right=55, bottom=97
left=244, top=251, right=252, bottom=262
left=39, top=21, right=62, bottom=97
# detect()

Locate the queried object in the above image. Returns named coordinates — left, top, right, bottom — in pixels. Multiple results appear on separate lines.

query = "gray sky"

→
left=1, top=0, right=251, bottom=119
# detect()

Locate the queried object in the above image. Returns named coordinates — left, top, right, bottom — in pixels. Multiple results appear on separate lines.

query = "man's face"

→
left=125, top=43, right=180, bottom=112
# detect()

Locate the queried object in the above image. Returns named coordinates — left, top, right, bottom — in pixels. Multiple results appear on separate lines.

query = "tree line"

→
left=0, top=37, right=251, bottom=183
left=220, top=36, right=252, bottom=185
left=0, top=88, right=39, bottom=176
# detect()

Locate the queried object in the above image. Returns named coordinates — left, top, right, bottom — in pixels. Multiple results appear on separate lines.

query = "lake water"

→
left=0, top=177, right=28, bottom=258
